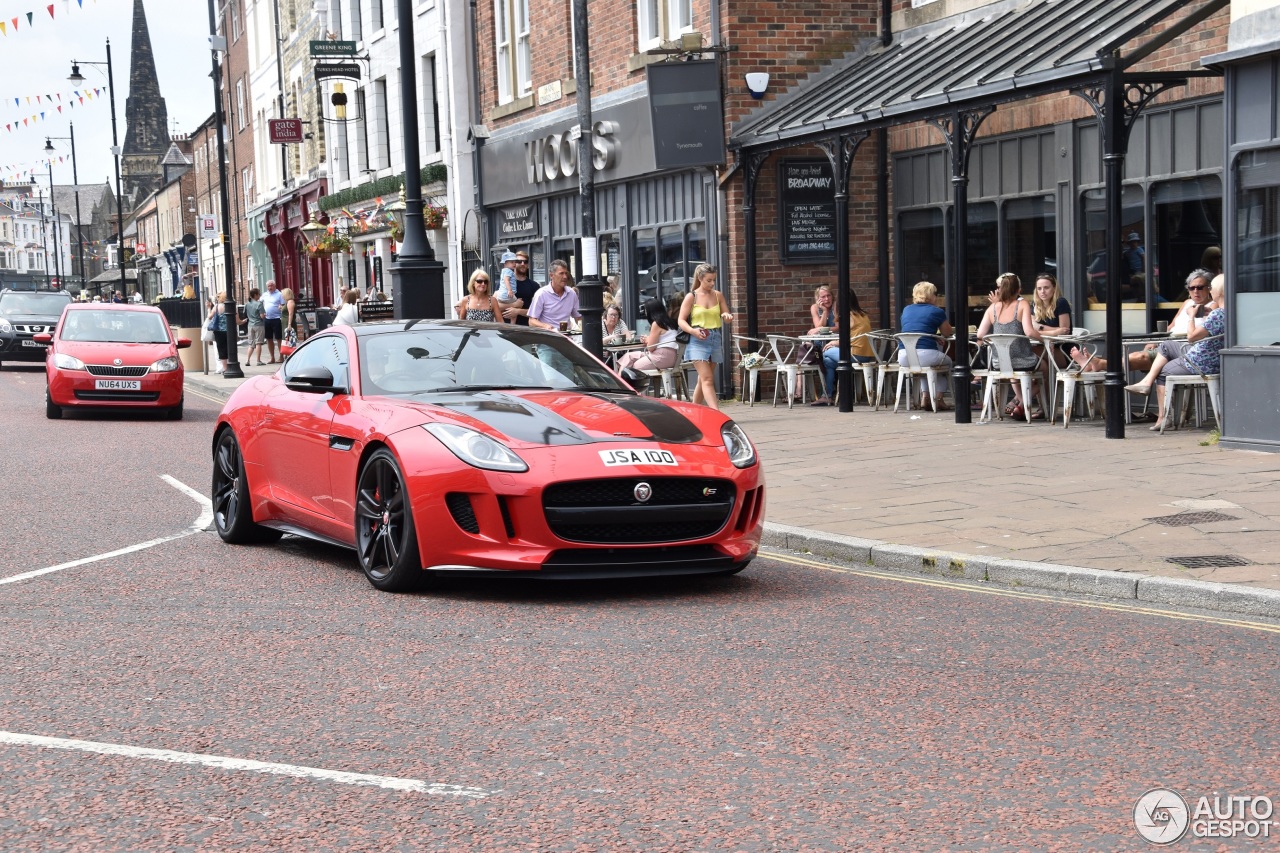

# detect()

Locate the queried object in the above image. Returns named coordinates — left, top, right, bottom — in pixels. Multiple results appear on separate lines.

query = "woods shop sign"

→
left=525, top=121, right=619, bottom=185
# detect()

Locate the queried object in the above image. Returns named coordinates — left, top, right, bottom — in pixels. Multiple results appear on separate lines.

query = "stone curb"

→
left=763, top=522, right=1280, bottom=620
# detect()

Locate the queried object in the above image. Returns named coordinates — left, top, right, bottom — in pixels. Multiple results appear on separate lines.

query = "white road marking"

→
left=0, top=475, right=211, bottom=587
left=0, top=731, right=493, bottom=797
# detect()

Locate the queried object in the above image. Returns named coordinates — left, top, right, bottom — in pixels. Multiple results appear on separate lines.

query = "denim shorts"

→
left=684, top=327, right=723, bottom=363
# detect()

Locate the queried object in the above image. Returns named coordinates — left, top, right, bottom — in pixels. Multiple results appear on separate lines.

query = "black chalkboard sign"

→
left=779, top=159, right=837, bottom=263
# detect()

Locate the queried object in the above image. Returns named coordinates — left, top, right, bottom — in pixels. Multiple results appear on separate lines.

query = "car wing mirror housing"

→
left=285, top=365, right=345, bottom=395
left=619, top=366, right=650, bottom=393
left=176, top=338, right=192, bottom=349
left=32, top=333, right=52, bottom=344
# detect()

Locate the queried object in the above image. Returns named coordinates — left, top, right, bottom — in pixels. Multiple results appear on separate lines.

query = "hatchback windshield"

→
left=0, top=292, right=72, bottom=316
left=359, top=326, right=628, bottom=396
left=60, top=310, right=171, bottom=344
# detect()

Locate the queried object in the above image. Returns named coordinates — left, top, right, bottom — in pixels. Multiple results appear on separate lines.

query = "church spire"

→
left=120, top=0, right=170, bottom=204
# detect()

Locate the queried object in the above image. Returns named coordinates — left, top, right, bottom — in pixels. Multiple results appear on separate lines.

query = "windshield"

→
left=359, top=326, right=629, bottom=396
left=0, top=292, right=72, bottom=316
left=60, top=310, right=171, bottom=344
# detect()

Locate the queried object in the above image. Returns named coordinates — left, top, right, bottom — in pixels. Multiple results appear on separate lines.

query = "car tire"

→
left=166, top=397, right=184, bottom=420
left=212, top=428, right=282, bottom=544
left=45, top=392, right=61, bottom=420
left=355, top=448, right=427, bottom=592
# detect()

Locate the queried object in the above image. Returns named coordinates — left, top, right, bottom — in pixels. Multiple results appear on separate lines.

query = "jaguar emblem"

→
left=633, top=482, right=652, bottom=503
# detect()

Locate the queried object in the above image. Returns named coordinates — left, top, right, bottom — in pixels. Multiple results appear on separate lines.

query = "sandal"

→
left=1029, top=409, right=1045, bottom=421
left=1009, top=403, right=1026, bottom=420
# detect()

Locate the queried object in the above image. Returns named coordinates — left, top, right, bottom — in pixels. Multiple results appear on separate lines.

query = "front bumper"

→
left=47, top=366, right=185, bottom=408
left=0, top=331, right=51, bottom=362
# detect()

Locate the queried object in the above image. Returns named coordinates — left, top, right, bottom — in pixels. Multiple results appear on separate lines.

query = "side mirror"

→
left=285, top=364, right=344, bottom=395
left=175, top=338, right=192, bottom=349
left=32, top=333, right=52, bottom=345
left=619, top=366, right=650, bottom=393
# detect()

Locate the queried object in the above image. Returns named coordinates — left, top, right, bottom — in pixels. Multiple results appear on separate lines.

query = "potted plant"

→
left=423, top=203, right=447, bottom=231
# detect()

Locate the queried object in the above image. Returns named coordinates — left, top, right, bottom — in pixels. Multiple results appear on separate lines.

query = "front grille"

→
left=87, top=364, right=150, bottom=377
left=14, top=324, right=53, bottom=334
left=543, top=477, right=735, bottom=544
left=74, top=390, right=161, bottom=402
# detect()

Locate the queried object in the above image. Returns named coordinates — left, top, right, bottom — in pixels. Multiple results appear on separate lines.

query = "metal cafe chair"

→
left=767, top=334, right=824, bottom=408
left=977, top=333, right=1043, bottom=423
left=1044, top=332, right=1104, bottom=427
left=865, top=329, right=902, bottom=410
left=1158, top=335, right=1224, bottom=433
left=892, top=332, right=950, bottom=413
left=733, top=334, right=777, bottom=406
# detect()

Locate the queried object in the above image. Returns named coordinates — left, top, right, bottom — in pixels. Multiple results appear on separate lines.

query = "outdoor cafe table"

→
left=603, top=339, right=646, bottom=368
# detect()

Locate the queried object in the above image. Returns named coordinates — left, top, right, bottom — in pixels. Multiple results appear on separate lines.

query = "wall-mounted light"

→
left=745, top=72, right=770, bottom=99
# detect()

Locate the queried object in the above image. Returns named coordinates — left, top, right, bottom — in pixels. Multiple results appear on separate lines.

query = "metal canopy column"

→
left=817, top=131, right=870, bottom=413
left=740, top=150, right=770, bottom=343
left=929, top=106, right=993, bottom=424
left=1074, top=71, right=1188, bottom=438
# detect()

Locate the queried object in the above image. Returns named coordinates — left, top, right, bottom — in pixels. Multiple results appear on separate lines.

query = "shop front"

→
left=480, top=89, right=719, bottom=327
left=261, top=178, right=333, bottom=309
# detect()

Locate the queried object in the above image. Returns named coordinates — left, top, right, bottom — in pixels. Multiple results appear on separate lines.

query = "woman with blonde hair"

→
left=206, top=290, right=231, bottom=373
left=454, top=268, right=506, bottom=322
left=678, top=263, right=733, bottom=410
left=808, top=285, right=837, bottom=333
left=897, top=281, right=954, bottom=410
left=976, top=272, right=1043, bottom=418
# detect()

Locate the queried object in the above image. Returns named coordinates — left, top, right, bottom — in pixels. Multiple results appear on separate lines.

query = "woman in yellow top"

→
left=813, top=288, right=875, bottom=406
left=677, top=263, right=733, bottom=410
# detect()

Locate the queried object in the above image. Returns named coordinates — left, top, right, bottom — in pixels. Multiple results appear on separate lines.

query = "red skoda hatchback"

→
left=36, top=303, right=190, bottom=420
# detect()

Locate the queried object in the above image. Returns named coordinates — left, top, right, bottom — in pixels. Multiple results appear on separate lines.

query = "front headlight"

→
left=52, top=353, right=85, bottom=371
left=721, top=421, right=757, bottom=468
left=150, top=356, right=181, bottom=372
left=0, top=319, right=12, bottom=334
left=423, top=423, right=529, bottom=472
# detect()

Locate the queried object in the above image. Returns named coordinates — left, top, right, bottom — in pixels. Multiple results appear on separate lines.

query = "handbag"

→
left=200, top=325, right=215, bottom=342
left=675, top=330, right=691, bottom=344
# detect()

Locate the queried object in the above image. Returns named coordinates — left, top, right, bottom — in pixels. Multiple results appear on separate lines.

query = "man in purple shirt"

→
left=527, top=260, right=582, bottom=331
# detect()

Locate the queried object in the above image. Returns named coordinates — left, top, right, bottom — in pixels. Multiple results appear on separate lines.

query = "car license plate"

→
left=94, top=379, right=141, bottom=391
left=21, top=340, right=46, bottom=348
left=599, top=448, right=678, bottom=467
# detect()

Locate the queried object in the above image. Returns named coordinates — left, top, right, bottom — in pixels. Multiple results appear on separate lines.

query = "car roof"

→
left=65, top=302, right=162, bottom=314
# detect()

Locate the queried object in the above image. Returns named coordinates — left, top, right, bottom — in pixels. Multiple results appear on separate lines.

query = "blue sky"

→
left=0, top=0, right=213, bottom=191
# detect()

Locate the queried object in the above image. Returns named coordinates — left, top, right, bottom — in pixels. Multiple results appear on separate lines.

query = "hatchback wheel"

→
left=45, top=392, right=61, bottom=420
left=355, top=449, right=426, bottom=592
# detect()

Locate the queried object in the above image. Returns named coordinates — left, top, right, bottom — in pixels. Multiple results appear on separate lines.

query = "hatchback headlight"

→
left=423, top=423, right=528, bottom=472
left=150, top=356, right=181, bottom=372
left=721, top=421, right=757, bottom=468
left=53, top=353, right=85, bottom=371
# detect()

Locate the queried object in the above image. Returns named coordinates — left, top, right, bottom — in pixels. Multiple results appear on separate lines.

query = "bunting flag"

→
left=0, top=0, right=94, bottom=38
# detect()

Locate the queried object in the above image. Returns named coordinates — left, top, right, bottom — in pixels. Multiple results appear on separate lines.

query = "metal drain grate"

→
left=1165, top=555, right=1252, bottom=569
left=1145, top=511, right=1240, bottom=527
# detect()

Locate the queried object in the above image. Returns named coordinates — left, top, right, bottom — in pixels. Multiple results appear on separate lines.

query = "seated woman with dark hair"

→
left=618, top=295, right=681, bottom=372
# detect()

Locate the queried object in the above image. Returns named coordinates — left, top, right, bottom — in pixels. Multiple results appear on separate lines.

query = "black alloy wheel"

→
left=355, top=448, right=425, bottom=592
left=212, top=429, right=281, bottom=544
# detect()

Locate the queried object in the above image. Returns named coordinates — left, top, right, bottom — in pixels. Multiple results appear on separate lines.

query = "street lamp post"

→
left=30, top=172, right=61, bottom=289
left=68, top=43, right=126, bottom=296
left=208, top=0, right=243, bottom=378
left=572, top=0, right=603, bottom=360
left=389, top=0, right=445, bottom=321
left=45, top=127, right=85, bottom=293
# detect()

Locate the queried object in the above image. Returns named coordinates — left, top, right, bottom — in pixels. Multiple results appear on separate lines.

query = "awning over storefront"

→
left=731, top=0, right=1227, bottom=151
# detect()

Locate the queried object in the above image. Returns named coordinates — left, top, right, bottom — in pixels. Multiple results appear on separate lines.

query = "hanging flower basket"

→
left=423, top=203, right=447, bottom=231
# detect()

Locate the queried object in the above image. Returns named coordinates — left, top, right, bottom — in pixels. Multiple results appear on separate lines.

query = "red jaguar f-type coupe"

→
left=212, top=321, right=764, bottom=591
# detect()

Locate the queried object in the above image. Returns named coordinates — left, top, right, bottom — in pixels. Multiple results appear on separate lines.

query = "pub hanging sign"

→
left=778, top=158, right=837, bottom=263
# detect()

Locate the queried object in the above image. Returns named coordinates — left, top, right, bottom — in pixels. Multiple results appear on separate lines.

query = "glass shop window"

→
left=1080, top=186, right=1144, bottom=306
left=1237, top=147, right=1280, bottom=346
left=633, top=228, right=657, bottom=309
left=1004, top=196, right=1056, bottom=292
left=965, top=202, right=999, bottom=326
left=898, top=208, right=945, bottom=311
left=1152, top=177, right=1222, bottom=304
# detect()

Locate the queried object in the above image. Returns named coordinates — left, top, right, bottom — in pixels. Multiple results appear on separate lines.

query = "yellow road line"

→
left=764, top=549, right=1280, bottom=635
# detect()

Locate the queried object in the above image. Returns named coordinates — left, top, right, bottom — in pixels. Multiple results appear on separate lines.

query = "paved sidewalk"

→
left=186, top=364, right=1280, bottom=618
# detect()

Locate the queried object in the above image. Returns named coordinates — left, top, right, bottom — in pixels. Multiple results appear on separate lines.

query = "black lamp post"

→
left=30, top=171, right=62, bottom=289
left=572, top=0, right=602, bottom=360
left=68, top=45, right=126, bottom=296
left=208, top=0, right=243, bottom=378
left=389, top=0, right=445, bottom=320
left=45, top=127, right=84, bottom=293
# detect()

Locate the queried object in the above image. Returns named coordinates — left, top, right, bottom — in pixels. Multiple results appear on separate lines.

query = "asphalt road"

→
left=2, top=366, right=1278, bottom=851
